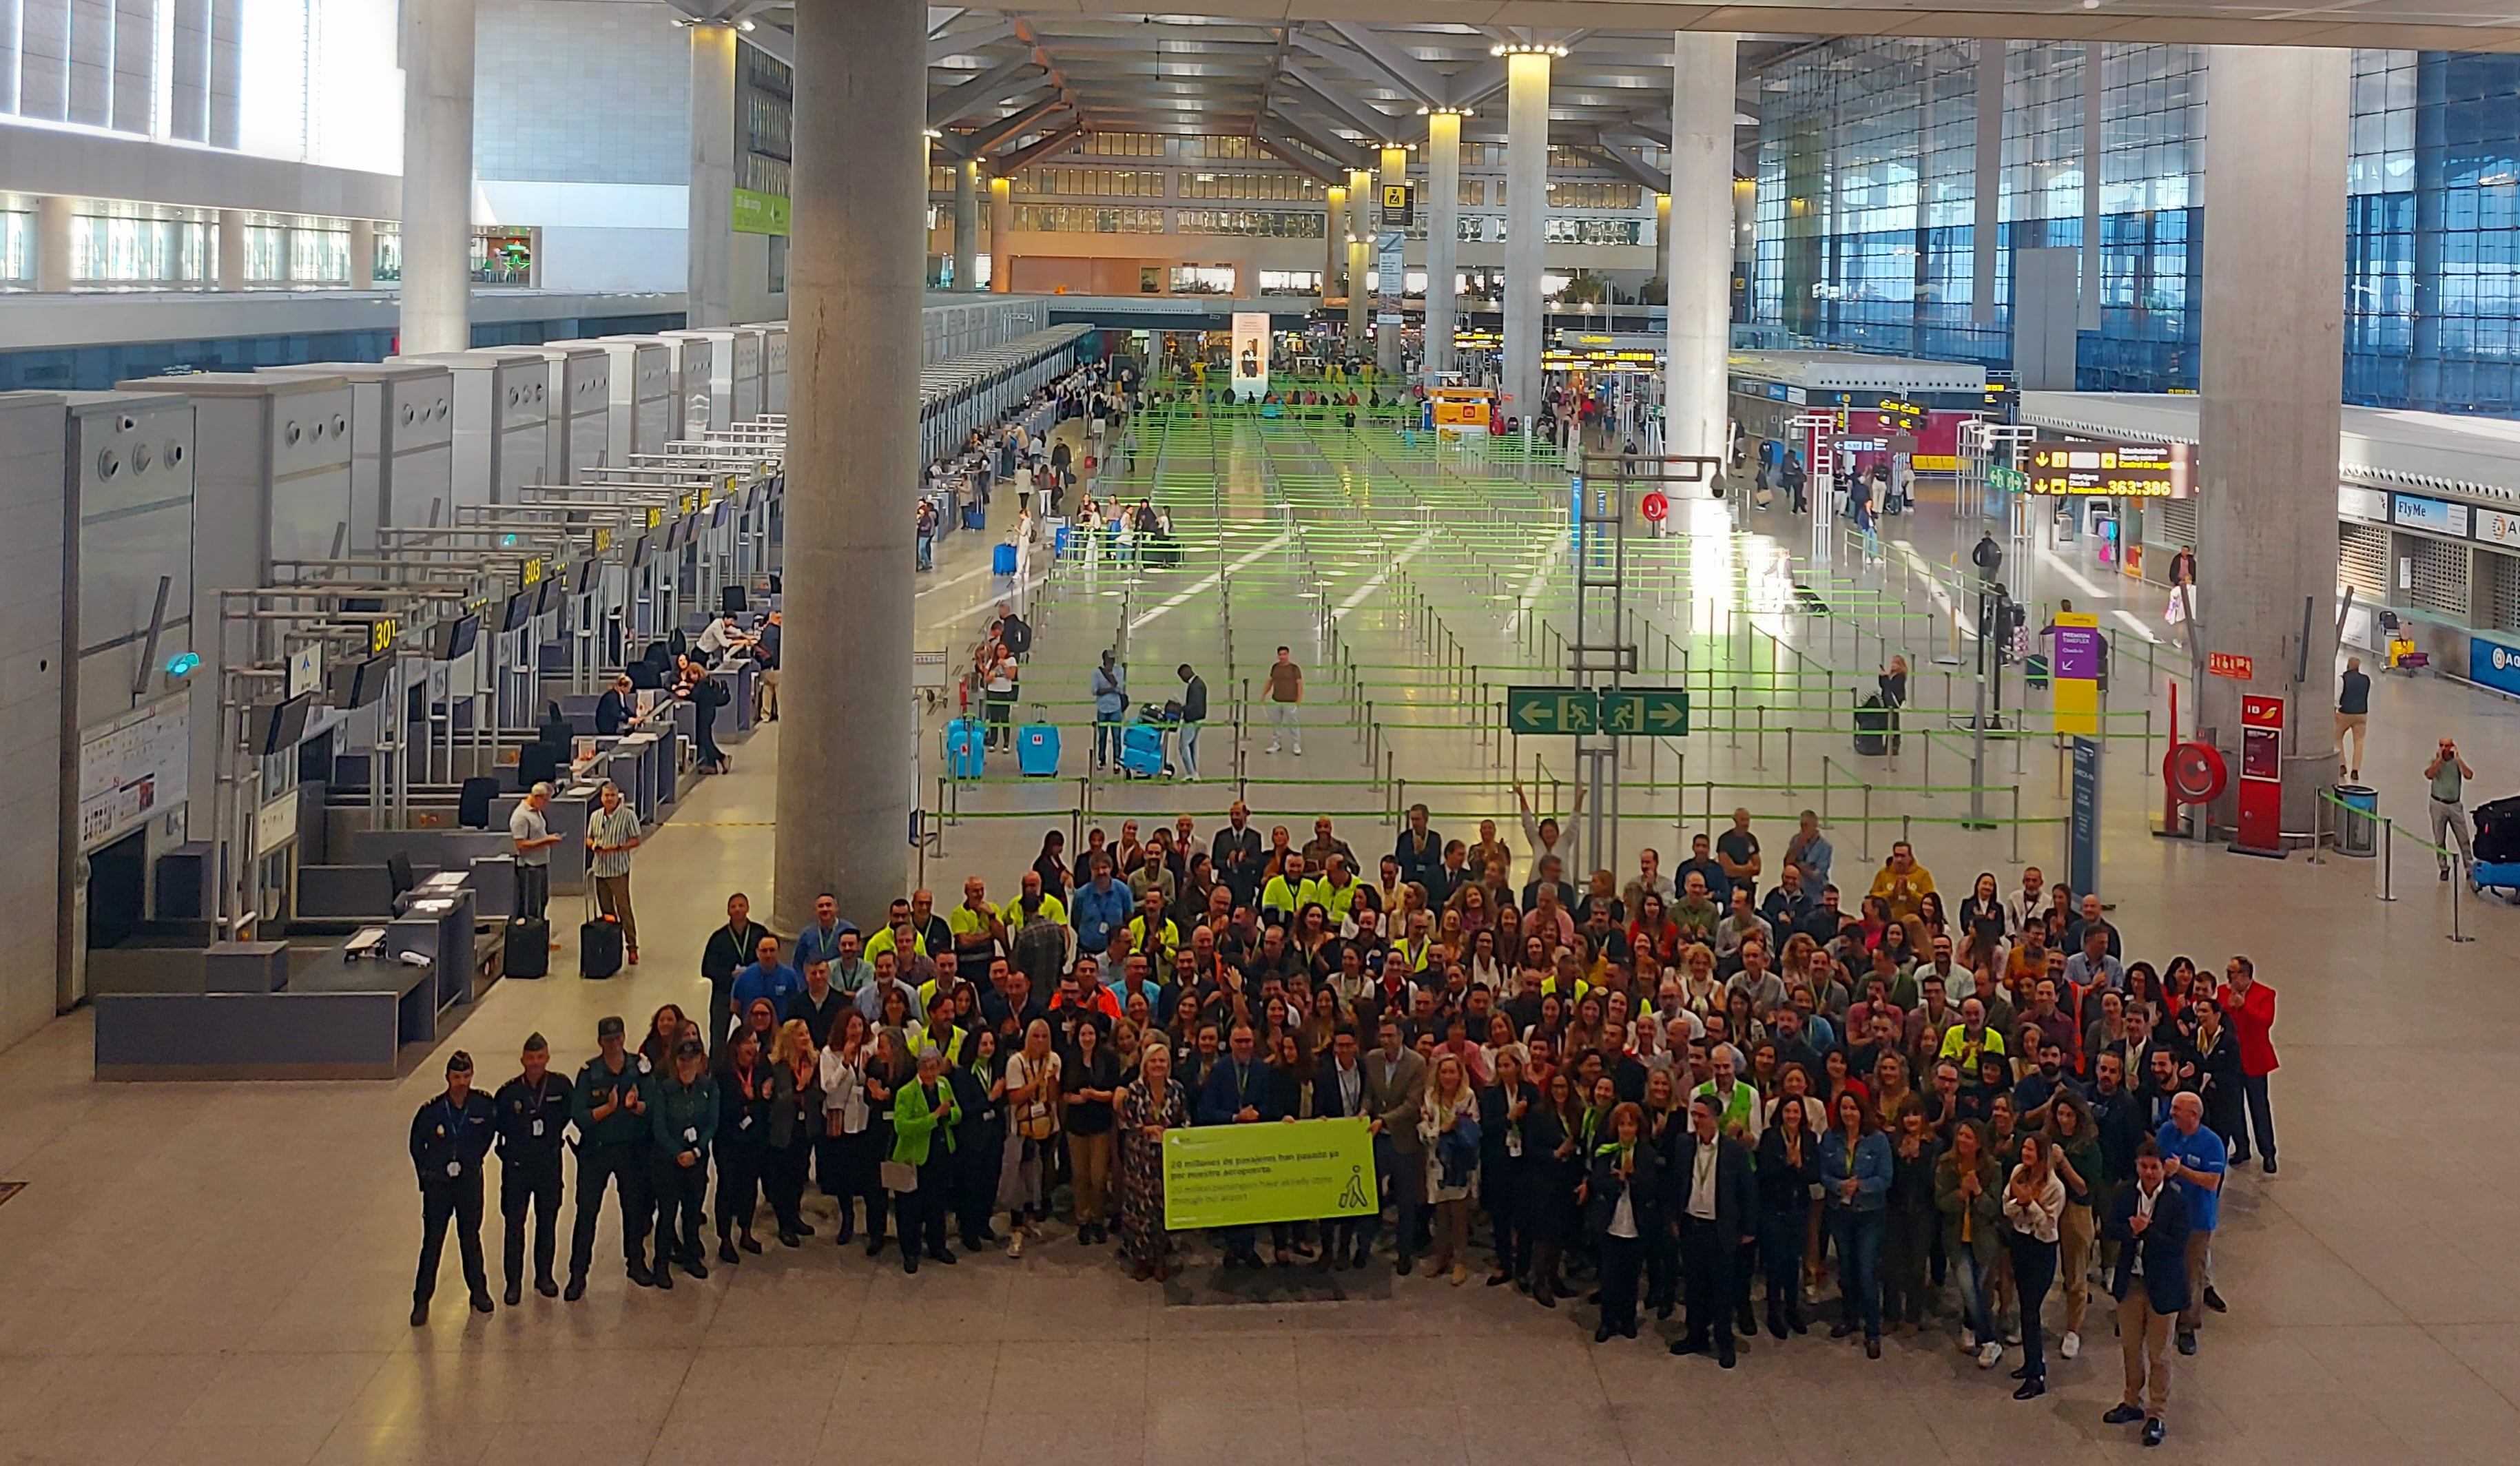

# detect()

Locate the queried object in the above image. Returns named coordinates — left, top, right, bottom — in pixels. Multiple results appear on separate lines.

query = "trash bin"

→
left=2336, top=783, right=2380, bottom=858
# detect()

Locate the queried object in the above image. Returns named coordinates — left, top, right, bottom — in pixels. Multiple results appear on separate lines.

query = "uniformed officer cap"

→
left=597, top=1015, right=626, bottom=1039
left=447, top=1051, right=475, bottom=1073
left=522, top=1033, right=548, bottom=1053
left=674, top=1040, right=705, bottom=1060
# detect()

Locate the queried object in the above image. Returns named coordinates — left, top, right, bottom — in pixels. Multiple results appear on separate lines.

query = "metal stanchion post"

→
left=2453, top=857, right=2476, bottom=942
left=2379, top=818, right=2396, bottom=901
left=2010, top=785, right=2021, bottom=864
left=1754, top=704, right=1766, bottom=772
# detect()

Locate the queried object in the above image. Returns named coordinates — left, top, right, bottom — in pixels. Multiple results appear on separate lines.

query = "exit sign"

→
left=2207, top=652, right=2254, bottom=680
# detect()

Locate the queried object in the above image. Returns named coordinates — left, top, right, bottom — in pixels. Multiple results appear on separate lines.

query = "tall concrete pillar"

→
left=34, top=195, right=74, bottom=293
left=1666, top=30, right=1737, bottom=469
left=1502, top=46, right=1553, bottom=420
left=953, top=160, right=979, bottom=291
left=216, top=209, right=247, bottom=292
left=350, top=219, right=378, bottom=289
left=775, top=0, right=920, bottom=931
left=1425, top=110, right=1461, bottom=377
left=1323, top=184, right=1346, bottom=305
left=988, top=175, right=1013, bottom=292
left=1970, top=40, right=2003, bottom=328
left=398, top=0, right=475, bottom=353
left=1377, top=145, right=1408, bottom=375
left=1346, top=169, right=1372, bottom=349
left=687, top=19, right=738, bottom=328
left=2197, top=45, right=2348, bottom=835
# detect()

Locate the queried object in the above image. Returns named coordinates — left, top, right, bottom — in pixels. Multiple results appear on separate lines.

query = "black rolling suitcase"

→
left=580, top=913, right=624, bottom=978
left=2475, top=794, right=2520, bottom=865
left=505, top=916, right=550, bottom=978
left=1852, top=694, right=1890, bottom=756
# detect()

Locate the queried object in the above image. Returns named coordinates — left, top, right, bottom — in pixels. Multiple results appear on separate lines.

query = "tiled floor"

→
left=2, top=412, right=2517, bottom=1463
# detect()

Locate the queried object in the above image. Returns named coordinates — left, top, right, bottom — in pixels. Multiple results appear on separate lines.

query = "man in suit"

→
left=2100, top=1142, right=2191, bottom=1448
left=1392, top=803, right=1446, bottom=894
left=1363, top=1017, right=1429, bottom=1275
left=1212, top=801, right=1266, bottom=910
left=1196, top=1023, right=1281, bottom=1268
left=1664, top=1091, right=1758, bottom=1367
left=1311, top=1026, right=1374, bottom=1269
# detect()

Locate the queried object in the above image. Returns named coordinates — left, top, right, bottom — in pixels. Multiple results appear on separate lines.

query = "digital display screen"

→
left=2027, top=440, right=2178, bottom=497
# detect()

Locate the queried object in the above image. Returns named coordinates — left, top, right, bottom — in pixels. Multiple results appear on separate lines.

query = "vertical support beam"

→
left=1425, top=110, right=1461, bottom=378
left=1347, top=168, right=1372, bottom=349
left=2198, top=44, right=2348, bottom=835
left=350, top=218, right=378, bottom=289
left=988, top=174, right=1013, bottom=291
left=1503, top=48, right=1553, bottom=418
left=776, top=0, right=920, bottom=930
left=2080, top=42, right=2104, bottom=333
left=953, top=159, right=979, bottom=291
left=1971, top=39, right=2003, bottom=328
left=1324, top=183, right=1347, bottom=307
left=1378, top=144, right=1409, bottom=375
left=216, top=209, right=246, bottom=293
left=34, top=195, right=74, bottom=293
left=1666, top=30, right=1737, bottom=468
left=687, top=19, right=739, bottom=329
left=399, top=0, right=476, bottom=353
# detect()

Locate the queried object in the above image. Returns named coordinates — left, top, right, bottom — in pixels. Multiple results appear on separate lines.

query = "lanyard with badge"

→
left=440, top=1097, right=466, bottom=1177
left=525, top=1080, right=550, bottom=1140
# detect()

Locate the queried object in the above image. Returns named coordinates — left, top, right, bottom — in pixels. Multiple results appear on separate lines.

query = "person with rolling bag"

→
left=582, top=780, right=639, bottom=973
left=506, top=782, right=562, bottom=973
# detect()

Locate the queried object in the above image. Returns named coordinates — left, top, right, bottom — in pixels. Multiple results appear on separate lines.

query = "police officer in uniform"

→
left=648, top=1038, right=719, bottom=1287
left=493, top=1033, right=573, bottom=1304
left=566, top=1015, right=653, bottom=1297
left=408, top=1051, right=497, bottom=1324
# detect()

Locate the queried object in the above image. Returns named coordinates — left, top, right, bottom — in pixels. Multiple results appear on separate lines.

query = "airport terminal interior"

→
left=7, top=1, right=2520, bottom=1462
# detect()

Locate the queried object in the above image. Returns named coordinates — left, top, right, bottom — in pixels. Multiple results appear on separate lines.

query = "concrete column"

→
left=776, top=0, right=920, bottom=931
left=988, top=176, right=1013, bottom=292
left=1346, top=169, right=1372, bottom=348
left=687, top=19, right=738, bottom=328
left=1666, top=30, right=1737, bottom=469
left=1502, top=48, right=1552, bottom=420
left=1377, top=144, right=1409, bottom=374
left=216, top=209, right=247, bottom=292
left=2197, top=45, right=2348, bottom=835
left=1323, top=183, right=1346, bottom=306
left=2080, top=42, right=2104, bottom=331
left=398, top=0, right=475, bottom=353
left=34, top=195, right=74, bottom=293
left=1425, top=110, right=1460, bottom=377
left=1970, top=39, right=2003, bottom=328
left=350, top=218, right=378, bottom=289
left=953, top=160, right=978, bottom=291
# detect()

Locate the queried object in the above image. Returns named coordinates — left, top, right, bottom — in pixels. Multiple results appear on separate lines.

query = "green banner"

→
left=733, top=187, right=790, bottom=237
left=1163, top=1117, right=1380, bottom=1230
left=1507, top=685, right=1688, bottom=736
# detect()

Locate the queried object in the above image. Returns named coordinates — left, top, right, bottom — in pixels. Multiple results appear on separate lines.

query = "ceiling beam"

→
left=1267, top=105, right=1372, bottom=173
left=1288, top=25, right=1443, bottom=111
left=1279, top=65, right=1403, bottom=145
left=1587, top=136, right=1669, bottom=195
left=993, top=121, right=1085, bottom=174
left=1256, top=128, right=1344, bottom=187
left=929, top=55, right=1044, bottom=128
left=951, top=92, right=1067, bottom=160
left=928, top=17, right=1011, bottom=65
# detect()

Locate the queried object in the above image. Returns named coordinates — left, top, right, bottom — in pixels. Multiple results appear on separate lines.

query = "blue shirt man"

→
left=1071, top=863, right=1130, bottom=956
left=2155, top=1100, right=2227, bottom=1234
left=728, top=933, right=803, bottom=1025
left=793, top=894, right=856, bottom=972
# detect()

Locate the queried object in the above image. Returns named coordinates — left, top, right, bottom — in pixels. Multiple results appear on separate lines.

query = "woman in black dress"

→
left=1478, top=1048, right=1536, bottom=1287
left=1520, top=1070, right=1582, bottom=1308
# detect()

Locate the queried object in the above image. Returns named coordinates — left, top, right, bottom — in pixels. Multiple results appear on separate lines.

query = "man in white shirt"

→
left=2006, top=867, right=2048, bottom=934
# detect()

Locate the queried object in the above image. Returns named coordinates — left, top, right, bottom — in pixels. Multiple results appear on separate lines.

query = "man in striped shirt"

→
left=584, top=781, right=644, bottom=965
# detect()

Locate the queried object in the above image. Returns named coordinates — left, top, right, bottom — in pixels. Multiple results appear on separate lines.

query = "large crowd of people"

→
left=412, top=803, right=2275, bottom=1445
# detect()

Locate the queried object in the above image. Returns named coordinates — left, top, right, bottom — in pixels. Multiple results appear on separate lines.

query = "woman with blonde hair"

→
left=1418, top=1051, right=1482, bottom=1285
left=1002, top=1018, right=1062, bottom=1258
left=1115, top=1041, right=1189, bottom=1281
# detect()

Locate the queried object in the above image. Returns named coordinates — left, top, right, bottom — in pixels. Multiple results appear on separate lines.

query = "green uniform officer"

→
left=566, top=1015, right=654, bottom=1297
left=648, top=1040, right=719, bottom=1286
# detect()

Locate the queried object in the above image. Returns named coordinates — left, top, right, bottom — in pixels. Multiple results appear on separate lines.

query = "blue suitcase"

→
left=1119, top=723, right=1167, bottom=778
left=1016, top=705, right=1061, bottom=776
left=945, top=718, right=986, bottom=779
left=962, top=501, right=986, bottom=530
left=992, top=541, right=1018, bottom=575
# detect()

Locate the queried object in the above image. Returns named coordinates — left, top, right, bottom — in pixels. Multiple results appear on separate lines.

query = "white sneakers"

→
left=1265, top=743, right=1280, bottom=754
left=1978, top=1341, right=2005, bottom=1370
left=1960, top=1329, right=1976, bottom=1352
left=2061, top=1330, right=2082, bottom=1360
left=1007, top=1230, right=1026, bottom=1259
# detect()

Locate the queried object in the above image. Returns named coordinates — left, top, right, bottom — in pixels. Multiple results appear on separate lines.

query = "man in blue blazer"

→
left=1197, top=1022, right=1281, bottom=1268
left=2100, top=1142, right=2191, bottom=1447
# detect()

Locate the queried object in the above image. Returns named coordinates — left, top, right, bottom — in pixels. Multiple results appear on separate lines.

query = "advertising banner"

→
left=1164, top=1117, right=1380, bottom=1230
left=1230, top=311, right=1270, bottom=402
left=2050, top=610, right=2101, bottom=735
left=732, top=188, right=790, bottom=236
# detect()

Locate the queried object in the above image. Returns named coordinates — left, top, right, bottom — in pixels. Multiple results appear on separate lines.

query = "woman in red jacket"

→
left=2214, top=956, right=2279, bottom=1173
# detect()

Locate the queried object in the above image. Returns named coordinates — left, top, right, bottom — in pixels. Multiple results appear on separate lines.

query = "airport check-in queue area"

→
left=14, top=298, right=1091, bottom=1082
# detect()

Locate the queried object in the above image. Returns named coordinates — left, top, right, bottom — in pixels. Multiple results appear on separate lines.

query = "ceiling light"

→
left=1489, top=43, right=1568, bottom=59
left=736, top=17, right=754, bottom=30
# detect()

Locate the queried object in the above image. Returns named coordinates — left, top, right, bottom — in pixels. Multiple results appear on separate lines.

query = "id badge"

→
left=446, top=1161, right=462, bottom=1178
left=683, top=1126, right=699, bottom=1143
left=531, top=1118, right=545, bottom=1138
left=1507, top=1131, right=1523, bottom=1158
left=739, top=1114, right=752, bottom=1130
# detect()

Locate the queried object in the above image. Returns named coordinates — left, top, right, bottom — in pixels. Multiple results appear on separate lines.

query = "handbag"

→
left=880, top=1159, right=918, bottom=1193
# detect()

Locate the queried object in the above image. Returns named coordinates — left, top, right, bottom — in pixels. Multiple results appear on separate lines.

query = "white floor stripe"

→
left=1126, top=530, right=1294, bottom=631
left=1333, top=529, right=1436, bottom=619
